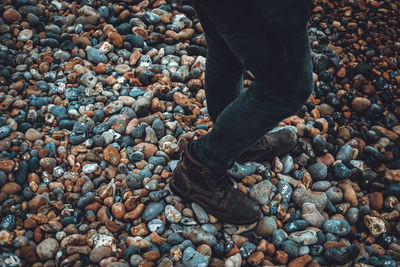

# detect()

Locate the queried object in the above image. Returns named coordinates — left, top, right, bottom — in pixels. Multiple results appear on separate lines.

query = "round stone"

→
left=36, top=238, right=59, bottom=260
left=255, top=217, right=277, bottom=238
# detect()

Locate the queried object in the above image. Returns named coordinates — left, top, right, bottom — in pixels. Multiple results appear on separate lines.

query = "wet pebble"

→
left=322, top=219, right=351, bottom=236
left=182, top=247, right=208, bottom=267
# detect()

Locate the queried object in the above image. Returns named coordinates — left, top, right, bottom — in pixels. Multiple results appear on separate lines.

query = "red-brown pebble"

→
left=3, top=9, right=22, bottom=23
left=103, top=145, right=120, bottom=165
left=288, top=255, right=312, bottom=267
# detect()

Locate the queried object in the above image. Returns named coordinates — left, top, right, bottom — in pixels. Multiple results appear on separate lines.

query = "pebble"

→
left=142, top=202, right=164, bottom=222
left=307, top=163, right=328, bottom=180
left=229, top=162, right=257, bottom=178
left=281, top=154, right=294, bottom=174
left=272, top=229, right=288, bottom=247
left=0, top=215, right=16, bottom=231
left=164, top=205, right=182, bottom=223
left=311, top=181, right=331, bottom=191
left=90, top=246, right=112, bottom=263
left=3, top=9, right=22, bottom=23
left=87, top=48, right=108, bottom=64
left=336, top=144, right=353, bottom=161
left=191, top=203, right=209, bottom=224
left=324, top=245, right=360, bottom=265
left=301, top=202, right=325, bottom=227
left=249, top=180, right=276, bottom=205
left=82, top=163, right=98, bottom=174
left=322, top=219, right=351, bottom=236
left=282, top=240, right=299, bottom=258
left=333, top=162, right=351, bottom=180
left=182, top=247, right=208, bottom=267
left=224, top=253, right=242, bottom=267
left=182, top=227, right=216, bottom=246
left=36, top=238, right=59, bottom=260
left=289, top=230, right=318, bottom=245
left=255, top=217, right=277, bottom=238
left=292, top=187, right=328, bottom=212
left=17, top=29, right=33, bottom=42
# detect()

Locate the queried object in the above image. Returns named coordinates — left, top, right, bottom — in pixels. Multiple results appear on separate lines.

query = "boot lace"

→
left=250, top=136, right=270, bottom=151
left=204, top=168, right=234, bottom=198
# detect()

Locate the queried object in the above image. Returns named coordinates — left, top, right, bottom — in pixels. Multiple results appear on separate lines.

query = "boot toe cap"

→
left=233, top=198, right=261, bottom=224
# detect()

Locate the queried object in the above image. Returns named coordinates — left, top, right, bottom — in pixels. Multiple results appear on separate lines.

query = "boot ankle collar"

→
left=182, top=142, right=205, bottom=169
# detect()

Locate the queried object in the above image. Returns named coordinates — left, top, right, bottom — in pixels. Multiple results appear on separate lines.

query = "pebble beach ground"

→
left=0, top=0, right=400, bottom=266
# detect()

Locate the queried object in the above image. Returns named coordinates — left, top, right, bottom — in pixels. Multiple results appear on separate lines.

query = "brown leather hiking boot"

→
left=170, top=139, right=261, bottom=225
left=237, top=129, right=298, bottom=163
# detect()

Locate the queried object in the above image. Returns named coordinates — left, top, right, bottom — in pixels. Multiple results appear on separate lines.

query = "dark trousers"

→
left=190, top=0, right=314, bottom=170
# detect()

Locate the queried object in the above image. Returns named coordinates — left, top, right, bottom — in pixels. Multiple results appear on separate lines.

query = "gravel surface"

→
left=0, top=0, right=400, bottom=266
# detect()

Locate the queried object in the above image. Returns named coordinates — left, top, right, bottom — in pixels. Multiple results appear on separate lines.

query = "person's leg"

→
left=190, top=0, right=314, bottom=170
left=192, top=2, right=244, bottom=122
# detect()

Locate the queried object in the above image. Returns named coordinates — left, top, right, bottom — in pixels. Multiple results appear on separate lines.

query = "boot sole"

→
left=169, top=179, right=261, bottom=225
left=236, top=143, right=298, bottom=164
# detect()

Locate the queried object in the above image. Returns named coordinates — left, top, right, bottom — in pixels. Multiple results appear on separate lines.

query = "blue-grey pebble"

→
left=44, top=142, right=56, bottom=157
left=152, top=119, right=165, bottom=139
left=324, top=244, right=360, bottom=265
left=255, top=216, right=277, bottom=237
left=61, top=216, right=77, bottom=226
left=299, top=245, right=310, bottom=256
left=334, top=162, right=351, bottom=180
left=168, top=233, right=184, bottom=245
left=384, top=184, right=400, bottom=199
left=30, top=96, right=48, bottom=108
left=312, top=181, right=331, bottom=191
left=142, top=202, right=164, bottom=222
left=148, top=156, right=167, bottom=166
left=149, top=190, right=169, bottom=201
left=228, top=162, right=257, bottom=178
left=147, top=218, right=165, bottom=234
left=87, top=47, right=108, bottom=64
left=284, top=220, right=308, bottom=233
left=50, top=105, right=67, bottom=118
left=169, top=160, right=179, bottom=172
left=40, top=38, right=59, bottom=48
left=191, top=202, right=209, bottom=224
left=282, top=239, right=299, bottom=258
left=139, top=169, right=152, bottom=178
left=69, top=122, right=89, bottom=145
left=131, top=123, right=147, bottom=138
left=310, top=244, right=324, bottom=256
left=0, top=171, right=7, bottom=187
left=129, top=151, right=144, bottom=162
left=15, top=161, right=28, bottom=186
left=122, top=246, right=141, bottom=262
left=336, top=144, right=353, bottom=161
left=240, top=242, right=257, bottom=259
left=277, top=180, right=292, bottom=203
left=143, top=11, right=160, bottom=24
left=201, top=224, right=217, bottom=235
left=126, top=173, right=143, bottom=189
left=325, top=187, right=343, bottom=204
left=0, top=125, right=11, bottom=140
left=182, top=247, right=208, bottom=267
left=308, top=163, right=328, bottom=181
left=346, top=207, right=359, bottom=225
left=272, top=229, right=288, bottom=247
left=281, top=154, right=294, bottom=174
left=129, top=88, right=146, bottom=97
left=323, top=219, right=350, bottom=236
left=292, top=169, right=304, bottom=180
left=77, top=192, right=94, bottom=209
left=0, top=215, right=16, bottom=231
